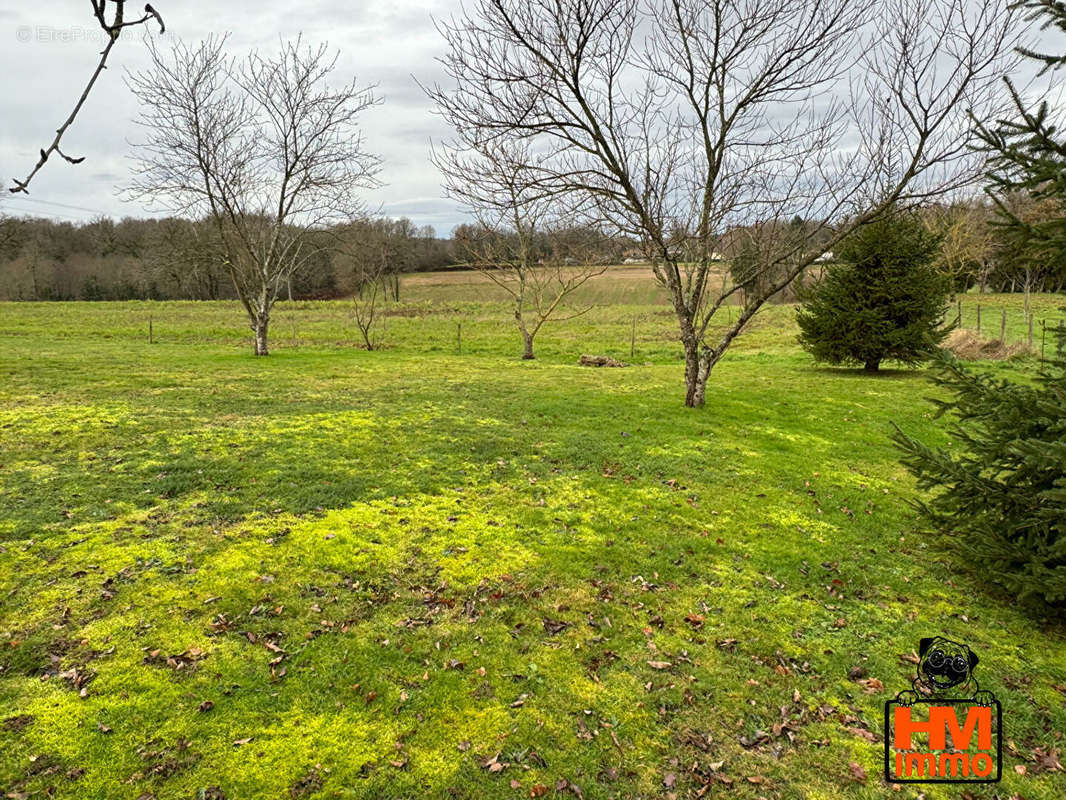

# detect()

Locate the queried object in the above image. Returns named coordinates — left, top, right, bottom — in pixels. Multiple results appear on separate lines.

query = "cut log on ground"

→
left=578, top=355, right=628, bottom=367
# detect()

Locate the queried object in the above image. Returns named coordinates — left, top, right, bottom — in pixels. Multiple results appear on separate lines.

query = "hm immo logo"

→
left=884, top=637, right=1001, bottom=783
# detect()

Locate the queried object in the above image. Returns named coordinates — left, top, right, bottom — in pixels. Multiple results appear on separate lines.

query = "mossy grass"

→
left=1, top=288, right=1063, bottom=799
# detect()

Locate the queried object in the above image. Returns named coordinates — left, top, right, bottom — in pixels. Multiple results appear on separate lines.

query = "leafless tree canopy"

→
left=440, top=140, right=614, bottom=359
left=126, top=35, right=381, bottom=355
left=332, top=219, right=429, bottom=349
left=9, top=1, right=165, bottom=194
left=429, top=0, right=1021, bottom=405
left=0, top=212, right=18, bottom=261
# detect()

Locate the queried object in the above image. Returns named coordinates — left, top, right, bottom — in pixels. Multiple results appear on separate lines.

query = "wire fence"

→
left=952, top=299, right=1066, bottom=360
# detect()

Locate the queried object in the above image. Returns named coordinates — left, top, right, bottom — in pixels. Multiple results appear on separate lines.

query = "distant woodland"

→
left=1, top=195, right=1064, bottom=302
left=0, top=215, right=454, bottom=301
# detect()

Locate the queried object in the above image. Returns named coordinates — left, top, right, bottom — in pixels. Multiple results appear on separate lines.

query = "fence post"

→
left=976, top=304, right=982, bottom=334
left=1041, top=319, right=1046, bottom=360
left=1000, top=308, right=1007, bottom=343
left=148, top=313, right=153, bottom=345
left=957, top=299, right=962, bottom=327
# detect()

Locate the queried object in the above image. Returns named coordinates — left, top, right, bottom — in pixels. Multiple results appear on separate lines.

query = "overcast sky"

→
left=0, top=0, right=465, bottom=233
left=0, top=3, right=1059, bottom=235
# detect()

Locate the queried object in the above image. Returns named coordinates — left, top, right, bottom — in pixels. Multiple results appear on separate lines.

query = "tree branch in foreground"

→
left=9, top=1, right=165, bottom=194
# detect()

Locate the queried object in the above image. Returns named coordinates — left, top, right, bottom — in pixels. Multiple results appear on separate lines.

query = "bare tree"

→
left=0, top=212, right=18, bottom=259
left=986, top=191, right=1063, bottom=302
left=333, top=221, right=395, bottom=350
left=367, top=217, right=419, bottom=302
left=429, top=0, right=1020, bottom=406
left=10, top=2, right=165, bottom=194
left=331, top=217, right=428, bottom=348
left=145, top=218, right=228, bottom=300
left=350, top=269, right=387, bottom=350
left=126, top=36, right=381, bottom=355
left=924, top=200, right=995, bottom=294
left=441, top=142, right=612, bottom=359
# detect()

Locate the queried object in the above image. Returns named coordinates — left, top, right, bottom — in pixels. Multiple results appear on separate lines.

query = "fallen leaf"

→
left=1032, top=747, right=1063, bottom=773
left=543, top=618, right=570, bottom=635
left=846, top=726, right=878, bottom=743
left=858, top=677, right=884, bottom=693
left=848, top=762, right=867, bottom=783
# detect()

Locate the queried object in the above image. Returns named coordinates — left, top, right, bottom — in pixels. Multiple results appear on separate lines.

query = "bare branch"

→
left=9, top=1, right=165, bottom=194
left=428, top=0, right=1021, bottom=405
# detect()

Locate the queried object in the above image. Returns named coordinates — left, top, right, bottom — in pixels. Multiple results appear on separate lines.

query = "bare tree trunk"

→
left=29, top=252, right=39, bottom=301
left=522, top=330, right=535, bottom=360
left=254, top=314, right=270, bottom=356
left=360, top=328, right=375, bottom=350
left=692, top=352, right=719, bottom=408
left=683, top=338, right=701, bottom=408
left=864, top=359, right=880, bottom=372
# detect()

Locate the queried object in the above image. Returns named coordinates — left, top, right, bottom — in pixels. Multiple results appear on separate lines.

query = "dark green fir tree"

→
left=974, top=0, right=1066, bottom=278
left=796, top=211, right=950, bottom=372
left=891, top=346, right=1066, bottom=605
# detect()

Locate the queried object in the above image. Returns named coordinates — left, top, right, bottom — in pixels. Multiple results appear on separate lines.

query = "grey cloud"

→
left=0, top=0, right=466, bottom=230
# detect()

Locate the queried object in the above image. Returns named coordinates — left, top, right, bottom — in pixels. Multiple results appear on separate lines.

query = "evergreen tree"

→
left=796, top=212, right=950, bottom=372
left=891, top=346, right=1066, bottom=605
left=974, top=0, right=1066, bottom=284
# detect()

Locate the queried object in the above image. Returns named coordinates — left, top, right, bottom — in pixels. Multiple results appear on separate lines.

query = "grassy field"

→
left=1, top=278, right=1064, bottom=800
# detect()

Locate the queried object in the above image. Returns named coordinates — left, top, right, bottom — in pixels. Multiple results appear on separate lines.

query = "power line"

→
left=3, top=194, right=118, bottom=216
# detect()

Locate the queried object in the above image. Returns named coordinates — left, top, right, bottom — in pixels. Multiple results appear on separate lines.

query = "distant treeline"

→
left=1, top=195, right=1063, bottom=302
left=0, top=215, right=458, bottom=301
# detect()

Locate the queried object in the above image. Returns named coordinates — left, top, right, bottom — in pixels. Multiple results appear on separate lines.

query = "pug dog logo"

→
left=884, top=637, right=1001, bottom=783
